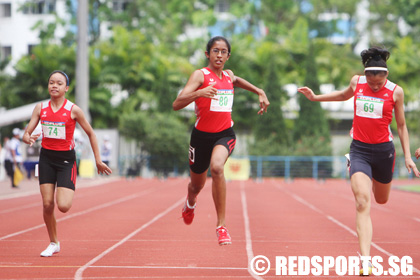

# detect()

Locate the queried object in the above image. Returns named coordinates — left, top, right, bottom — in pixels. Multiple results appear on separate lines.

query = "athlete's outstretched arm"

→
left=298, top=75, right=358, bottom=102
left=22, top=104, right=42, bottom=146
left=72, top=105, right=112, bottom=175
left=394, top=86, right=420, bottom=177
left=226, top=70, right=269, bottom=115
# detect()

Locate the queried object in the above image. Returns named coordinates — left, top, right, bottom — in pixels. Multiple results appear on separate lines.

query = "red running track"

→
left=0, top=177, right=419, bottom=279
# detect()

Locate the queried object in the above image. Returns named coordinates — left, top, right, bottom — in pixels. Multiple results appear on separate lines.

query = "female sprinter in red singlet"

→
left=173, top=36, right=270, bottom=246
left=22, top=70, right=112, bottom=257
left=298, top=47, right=419, bottom=275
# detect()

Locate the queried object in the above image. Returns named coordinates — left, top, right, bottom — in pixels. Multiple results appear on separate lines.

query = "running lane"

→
left=0, top=178, right=256, bottom=279
left=0, top=178, right=189, bottom=279
left=1, top=178, right=418, bottom=279
left=74, top=179, right=254, bottom=280
left=245, top=179, right=420, bottom=279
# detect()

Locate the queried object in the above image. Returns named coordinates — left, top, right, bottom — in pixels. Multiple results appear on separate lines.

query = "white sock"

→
left=186, top=199, right=196, bottom=209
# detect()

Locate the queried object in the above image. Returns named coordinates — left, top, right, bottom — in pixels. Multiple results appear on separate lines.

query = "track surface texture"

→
left=0, top=177, right=419, bottom=279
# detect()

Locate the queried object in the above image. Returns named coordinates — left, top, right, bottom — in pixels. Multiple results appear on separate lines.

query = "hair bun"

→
left=373, top=54, right=382, bottom=61
left=374, top=48, right=390, bottom=61
left=361, top=47, right=390, bottom=67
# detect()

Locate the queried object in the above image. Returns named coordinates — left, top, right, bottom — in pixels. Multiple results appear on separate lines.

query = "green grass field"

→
left=394, top=185, right=420, bottom=193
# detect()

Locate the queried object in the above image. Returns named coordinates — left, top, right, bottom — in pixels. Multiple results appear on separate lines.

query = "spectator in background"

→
left=4, top=129, right=23, bottom=188
left=74, top=137, right=84, bottom=176
left=101, top=135, right=112, bottom=168
left=23, top=123, right=42, bottom=179
left=24, top=141, right=41, bottom=179
left=0, top=137, right=5, bottom=183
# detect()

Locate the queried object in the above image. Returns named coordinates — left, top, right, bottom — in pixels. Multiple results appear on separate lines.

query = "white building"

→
left=0, top=0, right=69, bottom=75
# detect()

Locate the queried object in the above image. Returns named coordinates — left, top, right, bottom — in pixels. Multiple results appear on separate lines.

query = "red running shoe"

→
left=182, top=199, right=195, bottom=225
left=216, top=226, right=232, bottom=246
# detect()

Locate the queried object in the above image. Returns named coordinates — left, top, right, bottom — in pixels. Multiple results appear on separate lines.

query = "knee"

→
left=210, top=164, right=224, bottom=178
left=57, top=203, right=71, bottom=213
left=43, top=201, right=55, bottom=214
left=354, top=195, right=370, bottom=212
left=189, top=182, right=204, bottom=194
left=374, top=196, right=389, bottom=204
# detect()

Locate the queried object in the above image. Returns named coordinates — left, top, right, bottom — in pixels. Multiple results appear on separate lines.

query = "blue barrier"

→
left=246, top=155, right=416, bottom=181
left=118, top=155, right=417, bottom=180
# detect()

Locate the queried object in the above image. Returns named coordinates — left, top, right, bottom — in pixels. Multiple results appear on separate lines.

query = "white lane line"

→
left=0, top=188, right=156, bottom=241
left=74, top=196, right=185, bottom=280
left=0, top=190, right=40, bottom=200
left=272, top=180, right=420, bottom=275
left=240, top=181, right=265, bottom=280
left=0, top=177, right=121, bottom=201
left=0, top=202, right=39, bottom=214
left=91, top=265, right=246, bottom=270
left=1, top=274, right=416, bottom=280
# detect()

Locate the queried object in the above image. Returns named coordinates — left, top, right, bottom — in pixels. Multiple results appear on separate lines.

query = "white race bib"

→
left=42, top=121, right=66, bottom=139
left=355, top=96, right=384, bottom=119
left=210, top=89, right=234, bottom=112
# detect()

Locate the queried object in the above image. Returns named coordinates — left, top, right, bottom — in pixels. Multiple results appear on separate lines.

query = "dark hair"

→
left=206, top=36, right=231, bottom=54
left=360, top=47, right=390, bottom=75
left=48, top=70, right=70, bottom=86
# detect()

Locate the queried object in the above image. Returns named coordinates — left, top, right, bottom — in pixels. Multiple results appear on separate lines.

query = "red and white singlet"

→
left=350, top=76, right=396, bottom=144
left=194, top=67, right=234, bottom=133
left=40, top=99, right=76, bottom=151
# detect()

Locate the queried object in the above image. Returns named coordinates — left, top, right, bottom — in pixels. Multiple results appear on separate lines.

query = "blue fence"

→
left=119, top=155, right=417, bottom=180
left=248, top=156, right=344, bottom=180
left=247, top=156, right=416, bottom=180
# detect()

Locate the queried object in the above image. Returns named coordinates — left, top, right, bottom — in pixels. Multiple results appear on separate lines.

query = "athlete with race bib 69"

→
left=298, top=47, right=420, bottom=275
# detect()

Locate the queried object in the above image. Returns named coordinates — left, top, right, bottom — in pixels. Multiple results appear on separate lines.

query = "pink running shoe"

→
left=216, top=226, right=232, bottom=246
left=182, top=199, right=195, bottom=225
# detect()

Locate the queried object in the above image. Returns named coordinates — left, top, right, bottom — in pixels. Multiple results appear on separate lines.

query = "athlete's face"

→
left=48, top=73, right=69, bottom=98
left=205, top=40, right=230, bottom=68
left=365, top=72, right=388, bottom=92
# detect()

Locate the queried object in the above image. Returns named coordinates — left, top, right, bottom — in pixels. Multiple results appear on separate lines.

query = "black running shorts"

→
left=39, top=148, right=77, bottom=190
left=349, top=140, right=395, bottom=184
left=189, top=127, right=236, bottom=174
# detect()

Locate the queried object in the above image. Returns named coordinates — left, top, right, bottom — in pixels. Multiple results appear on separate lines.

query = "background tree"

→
left=293, top=42, right=331, bottom=155
left=119, top=111, right=189, bottom=175
left=249, top=58, right=289, bottom=156
left=292, top=42, right=332, bottom=178
left=2, top=0, right=420, bottom=171
left=0, top=43, right=76, bottom=108
left=390, top=0, right=420, bottom=40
